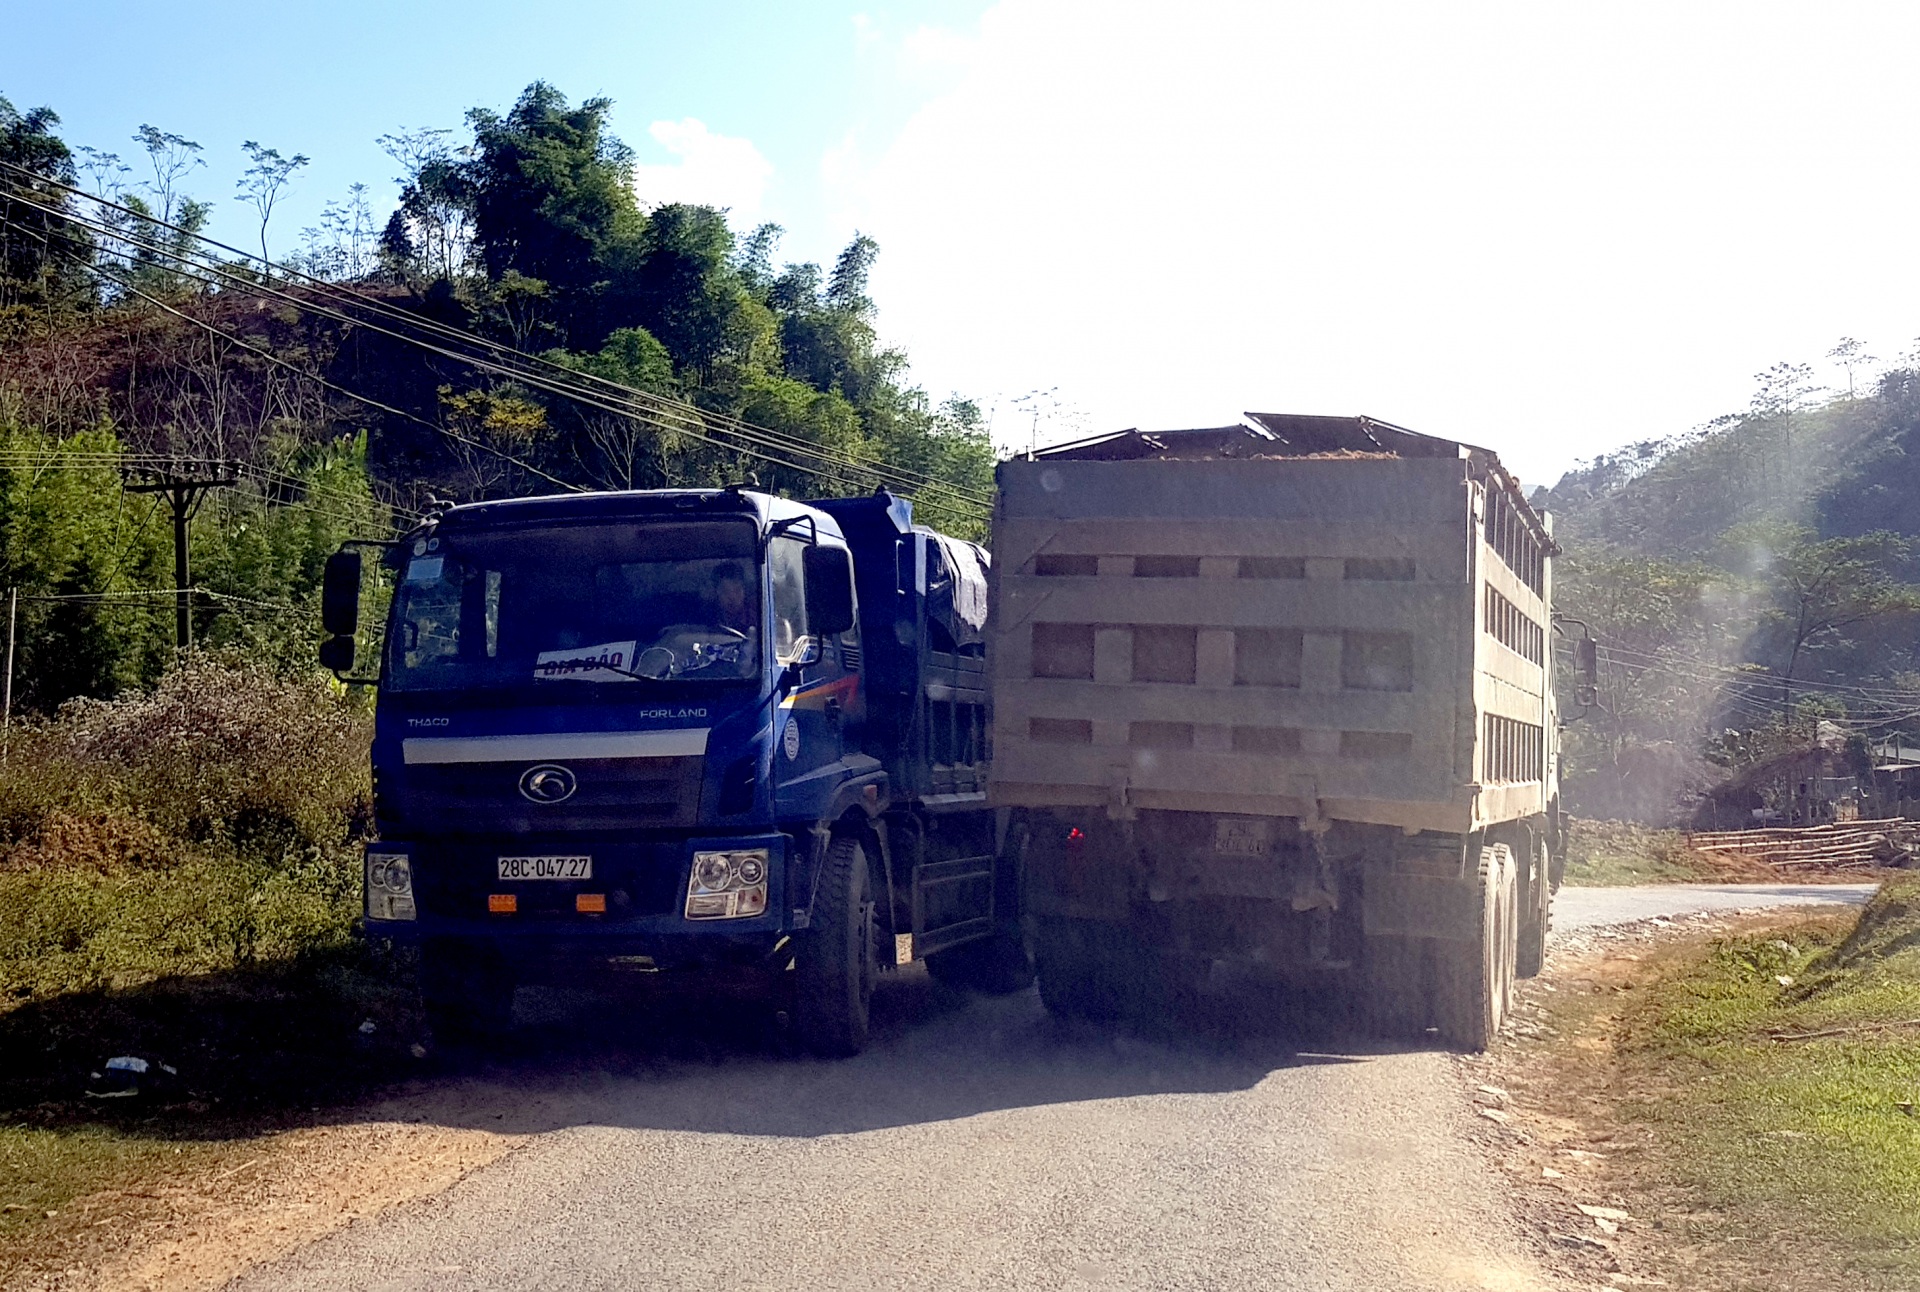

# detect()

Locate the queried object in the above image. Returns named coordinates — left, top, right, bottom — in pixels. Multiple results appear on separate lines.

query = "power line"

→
left=1564, top=632, right=1920, bottom=705
left=46, top=211, right=949, bottom=508
left=0, top=448, right=408, bottom=530
left=1580, top=643, right=1920, bottom=731
left=55, top=240, right=589, bottom=497
left=1589, top=638, right=1920, bottom=708
left=0, top=166, right=995, bottom=514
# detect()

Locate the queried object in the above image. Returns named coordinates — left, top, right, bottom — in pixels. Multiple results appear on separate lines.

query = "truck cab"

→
left=321, top=486, right=1024, bottom=1054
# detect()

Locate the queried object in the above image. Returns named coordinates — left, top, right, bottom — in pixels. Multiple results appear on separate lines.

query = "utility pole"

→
left=126, top=463, right=240, bottom=652
left=3, top=586, right=14, bottom=759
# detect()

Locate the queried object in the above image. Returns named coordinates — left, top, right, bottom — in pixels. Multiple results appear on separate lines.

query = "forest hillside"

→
left=1541, top=353, right=1920, bottom=820
left=0, top=83, right=993, bottom=711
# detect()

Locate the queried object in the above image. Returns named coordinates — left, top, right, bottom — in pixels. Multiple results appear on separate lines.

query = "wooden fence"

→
left=1688, top=818, right=1920, bottom=870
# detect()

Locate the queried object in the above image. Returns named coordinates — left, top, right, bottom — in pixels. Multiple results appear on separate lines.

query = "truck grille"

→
left=389, top=755, right=704, bottom=835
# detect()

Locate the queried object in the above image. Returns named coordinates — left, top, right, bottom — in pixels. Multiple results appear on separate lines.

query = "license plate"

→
left=497, top=855, right=592, bottom=881
left=1212, top=818, right=1271, bottom=857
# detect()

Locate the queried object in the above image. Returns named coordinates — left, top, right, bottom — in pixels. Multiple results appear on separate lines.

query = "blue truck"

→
left=319, top=486, right=1029, bottom=1055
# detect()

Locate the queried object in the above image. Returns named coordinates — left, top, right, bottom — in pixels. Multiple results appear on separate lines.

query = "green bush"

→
left=0, top=654, right=371, bottom=858
left=0, top=656, right=372, bottom=1005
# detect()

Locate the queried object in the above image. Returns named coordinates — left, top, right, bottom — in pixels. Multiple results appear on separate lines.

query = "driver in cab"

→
left=708, top=562, right=756, bottom=635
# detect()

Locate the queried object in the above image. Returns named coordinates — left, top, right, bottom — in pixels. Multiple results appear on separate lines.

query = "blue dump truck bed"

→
left=320, top=487, right=1026, bottom=1056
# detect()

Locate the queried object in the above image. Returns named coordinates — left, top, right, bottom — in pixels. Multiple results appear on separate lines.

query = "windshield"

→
left=386, top=520, right=761, bottom=691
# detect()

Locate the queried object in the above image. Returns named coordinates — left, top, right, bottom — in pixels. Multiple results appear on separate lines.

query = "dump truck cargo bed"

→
left=988, top=415, right=1565, bottom=1049
left=990, top=440, right=1553, bottom=834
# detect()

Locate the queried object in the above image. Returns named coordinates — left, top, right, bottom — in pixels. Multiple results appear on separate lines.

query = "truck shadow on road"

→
left=386, top=965, right=1402, bottom=1141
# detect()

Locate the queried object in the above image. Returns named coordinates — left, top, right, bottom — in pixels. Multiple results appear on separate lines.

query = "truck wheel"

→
left=924, top=927, right=1035, bottom=995
left=1034, top=918, right=1132, bottom=1021
left=795, top=835, right=877, bottom=1057
left=1517, top=834, right=1551, bottom=979
left=1435, top=844, right=1518, bottom=1051
left=419, top=942, right=515, bottom=1042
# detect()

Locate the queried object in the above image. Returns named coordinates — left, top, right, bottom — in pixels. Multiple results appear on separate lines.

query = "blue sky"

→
left=8, top=1, right=1920, bottom=487
left=0, top=0, right=985, bottom=270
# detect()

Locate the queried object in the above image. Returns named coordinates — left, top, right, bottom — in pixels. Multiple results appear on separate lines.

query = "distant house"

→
left=1692, top=722, right=1866, bottom=830
left=1871, top=762, right=1920, bottom=817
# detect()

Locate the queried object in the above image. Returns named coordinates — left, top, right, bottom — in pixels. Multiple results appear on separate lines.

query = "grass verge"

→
left=1495, top=878, right=1920, bottom=1289
left=1563, top=818, right=1708, bottom=885
left=0, top=863, right=425, bottom=1278
left=0, top=660, right=423, bottom=1281
left=1620, top=878, right=1920, bottom=1283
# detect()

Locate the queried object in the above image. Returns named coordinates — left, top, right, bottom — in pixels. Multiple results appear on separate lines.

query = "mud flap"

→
left=1361, top=871, right=1484, bottom=942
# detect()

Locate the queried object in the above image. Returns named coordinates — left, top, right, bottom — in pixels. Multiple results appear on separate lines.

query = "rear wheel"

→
left=795, top=835, right=877, bottom=1057
left=1435, top=844, right=1518, bottom=1051
left=419, top=942, right=515, bottom=1042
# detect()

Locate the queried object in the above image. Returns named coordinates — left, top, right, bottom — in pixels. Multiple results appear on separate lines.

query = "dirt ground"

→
left=1460, top=904, right=1874, bottom=1292
left=6, top=1098, right=516, bottom=1292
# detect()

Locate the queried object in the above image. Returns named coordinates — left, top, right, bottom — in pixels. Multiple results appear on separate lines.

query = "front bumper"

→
left=361, top=832, right=795, bottom=968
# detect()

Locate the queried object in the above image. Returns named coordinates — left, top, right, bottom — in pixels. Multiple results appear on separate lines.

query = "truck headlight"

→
left=685, top=848, right=771, bottom=920
left=365, top=849, right=417, bottom=922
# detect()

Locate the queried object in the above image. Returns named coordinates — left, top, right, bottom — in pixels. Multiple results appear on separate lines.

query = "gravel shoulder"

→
left=1475, top=880, right=1900, bottom=1291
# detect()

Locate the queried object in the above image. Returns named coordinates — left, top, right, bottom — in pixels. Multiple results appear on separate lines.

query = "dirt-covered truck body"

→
left=989, top=415, right=1563, bottom=1047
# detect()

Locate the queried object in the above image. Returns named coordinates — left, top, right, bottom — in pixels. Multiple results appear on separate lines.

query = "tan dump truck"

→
left=988, top=415, right=1569, bottom=1049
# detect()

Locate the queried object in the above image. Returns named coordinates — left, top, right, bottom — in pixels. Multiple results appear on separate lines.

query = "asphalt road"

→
left=1552, top=881, right=1878, bottom=932
left=227, top=882, right=1881, bottom=1292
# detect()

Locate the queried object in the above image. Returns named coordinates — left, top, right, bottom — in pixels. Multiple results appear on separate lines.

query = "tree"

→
left=377, top=128, right=470, bottom=281
left=1727, top=523, right=1920, bottom=710
left=550, top=327, right=681, bottom=490
left=1749, top=360, right=1821, bottom=490
left=118, top=125, right=211, bottom=297
left=72, top=144, right=130, bottom=200
left=777, top=234, right=888, bottom=404
left=1828, top=336, right=1878, bottom=398
left=624, top=203, right=741, bottom=376
left=236, top=140, right=310, bottom=270
left=447, top=82, right=644, bottom=344
left=133, top=124, right=203, bottom=227
left=298, top=182, right=377, bottom=280
left=0, top=96, right=90, bottom=324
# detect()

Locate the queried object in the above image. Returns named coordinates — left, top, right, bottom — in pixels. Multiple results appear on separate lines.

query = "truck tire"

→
left=1517, top=833, right=1551, bottom=979
left=1034, top=918, right=1133, bottom=1021
left=1435, top=844, right=1518, bottom=1051
left=795, top=835, right=877, bottom=1057
left=419, top=942, right=515, bottom=1042
left=924, top=927, right=1035, bottom=995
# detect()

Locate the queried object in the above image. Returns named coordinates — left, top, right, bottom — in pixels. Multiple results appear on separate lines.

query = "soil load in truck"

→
left=988, top=415, right=1567, bottom=1048
left=318, top=487, right=1029, bottom=1056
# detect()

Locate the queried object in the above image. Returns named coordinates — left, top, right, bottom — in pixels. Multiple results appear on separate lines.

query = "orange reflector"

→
left=575, top=893, right=607, bottom=914
left=488, top=893, right=517, bottom=914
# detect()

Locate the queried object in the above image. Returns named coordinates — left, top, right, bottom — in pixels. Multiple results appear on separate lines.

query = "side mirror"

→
left=780, top=638, right=823, bottom=690
left=322, top=549, right=363, bottom=637
left=318, top=635, right=356, bottom=673
left=1575, top=636, right=1598, bottom=687
left=804, top=545, right=856, bottom=637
